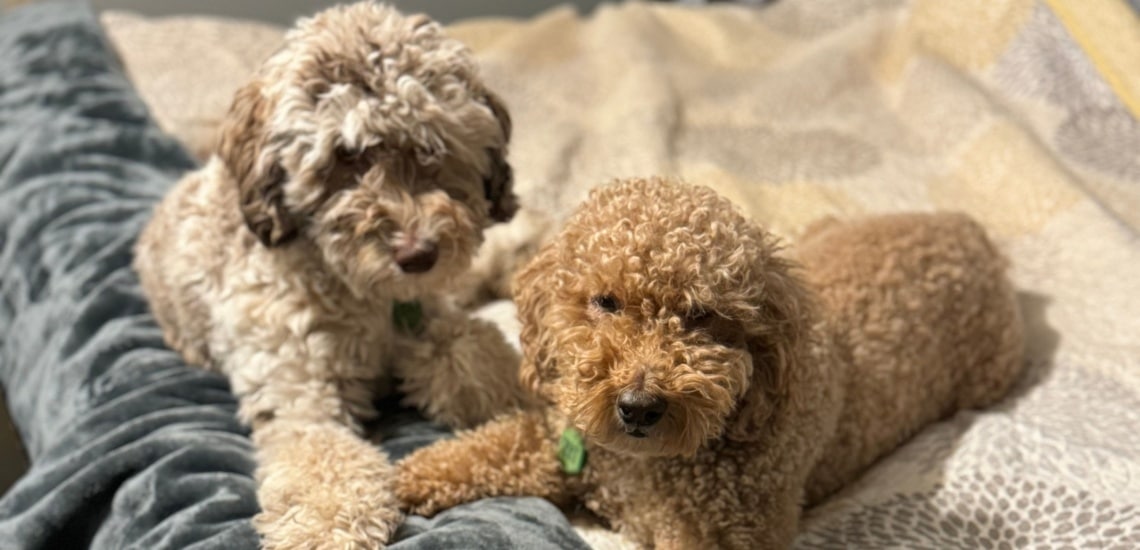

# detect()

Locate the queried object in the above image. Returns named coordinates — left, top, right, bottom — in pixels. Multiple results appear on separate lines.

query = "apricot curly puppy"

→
left=395, top=178, right=1026, bottom=549
left=133, top=3, right=528, bottom=548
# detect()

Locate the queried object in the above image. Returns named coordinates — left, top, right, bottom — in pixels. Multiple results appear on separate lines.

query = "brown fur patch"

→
left=217, top=81, right=298, bottom=247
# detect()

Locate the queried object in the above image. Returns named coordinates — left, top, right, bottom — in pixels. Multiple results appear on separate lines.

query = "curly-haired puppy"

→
left=395, top=177, right=1026, bottom=549
left=133, top=2, right=528, bottom=547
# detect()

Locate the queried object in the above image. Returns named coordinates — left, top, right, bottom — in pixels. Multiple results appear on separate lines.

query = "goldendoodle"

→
left=132, top=2, right=529, bottom=547
left=395, top=177, right=1026, bottom=549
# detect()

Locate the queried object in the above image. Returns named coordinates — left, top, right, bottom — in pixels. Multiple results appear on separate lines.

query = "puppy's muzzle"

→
left=617, top=390, right=667, bottom=437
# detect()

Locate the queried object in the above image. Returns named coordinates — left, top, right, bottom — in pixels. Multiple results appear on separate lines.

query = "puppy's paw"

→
left=392, top=455, right=466, bottom=518
left=254, top=422, right=403, bottom=549
left=393, top=411, right=557, bottom=519
left=393, top=464, right=442, bottom=518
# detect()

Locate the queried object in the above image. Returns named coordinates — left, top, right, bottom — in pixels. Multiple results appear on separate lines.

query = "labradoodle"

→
left=133, top=2, right=529, bottom=547
left=395, top=177, right=1026, bottom=549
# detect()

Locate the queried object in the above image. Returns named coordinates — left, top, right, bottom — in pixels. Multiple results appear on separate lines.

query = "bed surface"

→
left=2, top=0, right=1139, bottom=548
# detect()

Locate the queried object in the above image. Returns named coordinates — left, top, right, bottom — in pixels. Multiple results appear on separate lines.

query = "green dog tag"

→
left=558, top=427, right=587, bottom=475
left=393, top=300, right=424, bottom=334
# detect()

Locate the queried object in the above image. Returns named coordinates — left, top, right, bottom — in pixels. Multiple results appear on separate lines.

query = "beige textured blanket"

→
left=103, top=1, right=1140, bottom=546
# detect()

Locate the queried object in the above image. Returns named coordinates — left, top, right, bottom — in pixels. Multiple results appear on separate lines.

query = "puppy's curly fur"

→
left=133, top=3, right=529, bottom=547
left=395, top=177, right=1026, bottom=549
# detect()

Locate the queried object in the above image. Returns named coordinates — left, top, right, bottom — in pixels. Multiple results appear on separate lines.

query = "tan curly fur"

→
left=395, top=177, right=1026, bottom=549
left=132, top=3, right=530, bottom=548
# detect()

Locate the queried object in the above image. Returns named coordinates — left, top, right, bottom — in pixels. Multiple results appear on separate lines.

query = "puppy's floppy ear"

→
left=513, top=241, right=560, bottom=400
left=484, top=149, right=517, bottom=223
left=482, top=92, right=517, bottom=223
left=217, top=81, right=298, bottom=247
left=726, top=254, right=816, bottom=442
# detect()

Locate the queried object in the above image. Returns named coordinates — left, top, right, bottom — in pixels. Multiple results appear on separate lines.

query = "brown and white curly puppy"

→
left=133, top=3, right=527, bottom=548
left=395, top=177, right=1026, bottom=549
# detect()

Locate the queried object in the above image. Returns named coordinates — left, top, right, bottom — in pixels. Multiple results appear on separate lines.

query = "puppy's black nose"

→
left=617, top=390, right=667, bottom=428
left=394, top=242, right=439, bottom=273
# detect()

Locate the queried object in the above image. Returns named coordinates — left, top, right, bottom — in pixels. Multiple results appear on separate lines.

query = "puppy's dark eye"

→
left=590, top=294, right=621, bottom=314
left=684, top=309, right=745, bottom=348
left=335, top=146, right=358, bottom=161
left=683, top=308, right=715, bottom=331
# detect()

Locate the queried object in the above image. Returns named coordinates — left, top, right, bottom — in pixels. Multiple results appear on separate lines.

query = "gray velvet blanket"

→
left=0, top=4, right=587, bottom=549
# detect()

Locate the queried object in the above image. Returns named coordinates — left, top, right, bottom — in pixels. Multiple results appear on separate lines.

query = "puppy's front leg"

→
left=391, top=297, right=533, bottom=428
left=230, top=345, right=401, bottom=549
left=395, top=410, right=568, bottom=516
left=253, top=419, right=403, bottom=549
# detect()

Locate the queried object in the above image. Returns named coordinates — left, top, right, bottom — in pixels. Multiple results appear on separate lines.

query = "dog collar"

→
left=393, top=300, right=424, bottom=334
left=558, top=427, right=587, bottom=475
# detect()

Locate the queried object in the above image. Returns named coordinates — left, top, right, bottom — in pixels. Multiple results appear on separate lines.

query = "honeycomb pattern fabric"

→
left=102, top=1, right=1140, bottom=547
